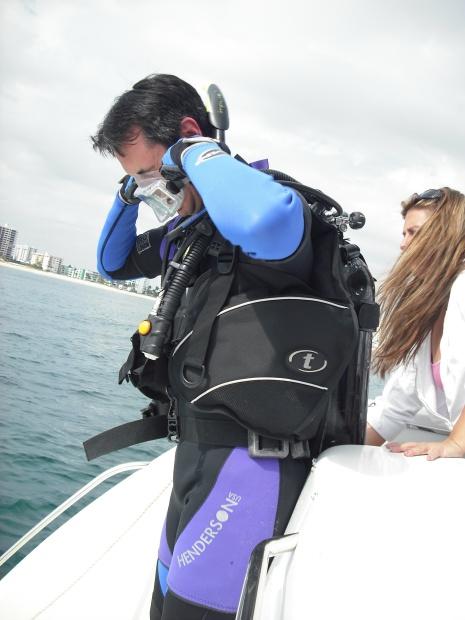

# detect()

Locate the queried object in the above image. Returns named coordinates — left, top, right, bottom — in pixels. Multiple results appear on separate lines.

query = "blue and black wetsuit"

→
left=97, top=143, right=313, bottom=619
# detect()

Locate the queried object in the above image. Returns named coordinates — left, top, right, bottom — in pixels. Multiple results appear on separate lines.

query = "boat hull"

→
left=0, top=448, right=176, bottom=620
left=2, top=429, right=464, bottom=620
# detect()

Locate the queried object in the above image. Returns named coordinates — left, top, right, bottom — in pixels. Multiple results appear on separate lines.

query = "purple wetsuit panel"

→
left=249, top=158, right=270, bottom=170
left=159, top=217, right=182, bottom=261
left=166, top=447, right=280, bottom=613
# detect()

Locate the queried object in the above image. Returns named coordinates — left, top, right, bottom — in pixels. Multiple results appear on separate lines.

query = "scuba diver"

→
left=89, top=73, right=377, bottom=620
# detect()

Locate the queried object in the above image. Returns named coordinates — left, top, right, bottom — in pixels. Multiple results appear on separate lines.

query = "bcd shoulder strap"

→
left=180, top=255, right=236, bottom=388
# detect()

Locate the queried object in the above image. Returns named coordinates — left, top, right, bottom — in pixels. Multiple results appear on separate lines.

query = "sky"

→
left=0, top=0, right=464, bottom=280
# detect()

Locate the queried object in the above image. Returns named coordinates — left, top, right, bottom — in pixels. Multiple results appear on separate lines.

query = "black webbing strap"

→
left=179, top=416, right=297, bottom=457
left=118, top=331, right=140, bottom=384
left=83, top=415, right=168, bottom=461
left=358, top=302, right=380, bottom=331
left=179, top=415, right=248, bottom=447
left=181, top=269, right=235, bottom=385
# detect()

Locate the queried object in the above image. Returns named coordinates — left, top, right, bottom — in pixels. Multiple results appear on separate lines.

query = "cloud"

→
left=0, top=0, right=463, bottom=278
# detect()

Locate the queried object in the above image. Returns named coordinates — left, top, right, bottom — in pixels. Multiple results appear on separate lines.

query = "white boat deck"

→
left=0, top=448, right=175, bottom=620
left=1, top=433, right=464, bottom=620
left=259, top=441, right=465, bottom=620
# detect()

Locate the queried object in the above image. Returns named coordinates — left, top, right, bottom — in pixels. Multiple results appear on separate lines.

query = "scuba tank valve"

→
left=330, top=211, right=366, bottom=233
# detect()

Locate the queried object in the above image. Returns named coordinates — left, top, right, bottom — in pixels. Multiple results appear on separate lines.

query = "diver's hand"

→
left=386, top=437, right=465, bottom=460
left=161, top=137, right=229, bottom=179
left=118, top=174, right=140, bottom=205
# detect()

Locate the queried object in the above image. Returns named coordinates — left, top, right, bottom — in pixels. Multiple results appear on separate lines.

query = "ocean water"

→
left=0, top=266, right=170, bottom=578
left=0, top=265, right=384, bottom=578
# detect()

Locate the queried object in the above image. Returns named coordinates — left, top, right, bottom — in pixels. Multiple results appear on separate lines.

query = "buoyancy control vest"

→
left=84, top=174, right=379, bottom=462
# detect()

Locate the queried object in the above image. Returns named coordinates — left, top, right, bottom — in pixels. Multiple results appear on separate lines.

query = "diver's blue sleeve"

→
left=96, top=194, right=139, bottom=279
left=167, top=143, right=304, bottom=260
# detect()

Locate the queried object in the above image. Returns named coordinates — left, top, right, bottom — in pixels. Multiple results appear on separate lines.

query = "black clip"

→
left=140, top=401, right=159, bottom=418
left=340, top=243, right=361, bottom=263
left=217, top=245, right=237, bottom=274
left=167, top=400, right=179, bottom=442
left=181, top=358, right=206, bottom=389
left=290, top=439, right=311, bottom=459
left=248, top=432, right=289, bottom=459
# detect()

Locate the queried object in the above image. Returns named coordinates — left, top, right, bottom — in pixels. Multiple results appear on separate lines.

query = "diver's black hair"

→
left=91, top=74, right=214, bottom=155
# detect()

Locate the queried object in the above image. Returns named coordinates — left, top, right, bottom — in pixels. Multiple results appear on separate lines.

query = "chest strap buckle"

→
left=247, top=432, right=311, bottom=459
left=248, top=431, right=289, bottom=459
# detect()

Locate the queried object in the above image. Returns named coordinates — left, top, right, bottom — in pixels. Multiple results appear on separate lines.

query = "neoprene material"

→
left=162, top=141, right=304, bottom=260
left=97, top=195, right=139, bottom=278
left=98, top=146, right=305, bottom=280
left=150, top=442, right=310, bottom=619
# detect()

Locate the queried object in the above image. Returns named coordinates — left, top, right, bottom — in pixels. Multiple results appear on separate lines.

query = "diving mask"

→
left=134, top=173, right=185, bottom=223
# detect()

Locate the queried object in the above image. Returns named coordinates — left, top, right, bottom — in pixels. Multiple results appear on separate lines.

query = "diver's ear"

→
left=179, top=116, right=202, bottom=137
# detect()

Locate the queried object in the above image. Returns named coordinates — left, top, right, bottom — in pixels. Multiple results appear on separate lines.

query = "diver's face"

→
left=115, top=128, right=201, bottom=218
left=400, top=207, right=432, bottom=252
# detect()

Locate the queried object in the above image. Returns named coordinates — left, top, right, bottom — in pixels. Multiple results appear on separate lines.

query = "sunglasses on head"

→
left=414, top=189, right=443, bottom=202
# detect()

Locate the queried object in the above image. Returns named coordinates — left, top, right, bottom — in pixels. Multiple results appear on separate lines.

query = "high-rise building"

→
left=30, top=251, right=45, bottom=268
left=42, top=253, right=63, bottom=274
left=0, top=225, right=18, bottom=260
left=14, top=244, right=38, bottom=264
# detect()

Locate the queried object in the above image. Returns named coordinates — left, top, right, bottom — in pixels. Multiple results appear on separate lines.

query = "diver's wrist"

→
left=118, top=175, right=140, bottom=205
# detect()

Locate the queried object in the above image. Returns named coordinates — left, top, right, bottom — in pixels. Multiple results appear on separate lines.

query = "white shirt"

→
left=368, top=270, right=465, bottom=441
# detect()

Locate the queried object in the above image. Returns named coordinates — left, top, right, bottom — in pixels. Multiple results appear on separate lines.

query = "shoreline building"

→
left=0, top=225, right=18, bottom=260
left=61, top=265, right=87, bottom=280
left=84, top=270, right=101, bottom=283
left=139, top=276, right=161, bottom=296
left=30, top=251, right=46, bottom=268
left=14, top=244, right=38, bottom=264
left=42, top=253, right=63, bottom=274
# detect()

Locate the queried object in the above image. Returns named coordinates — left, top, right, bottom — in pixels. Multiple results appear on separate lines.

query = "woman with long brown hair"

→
left=366, top=187, right=465, bottom=459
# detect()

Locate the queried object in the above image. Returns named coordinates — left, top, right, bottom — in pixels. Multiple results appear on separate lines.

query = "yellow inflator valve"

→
left=138, top=320, right=152, bottom=336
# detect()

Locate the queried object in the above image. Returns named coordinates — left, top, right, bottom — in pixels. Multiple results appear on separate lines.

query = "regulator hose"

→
left=140, top=218, right=214, bottom=359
